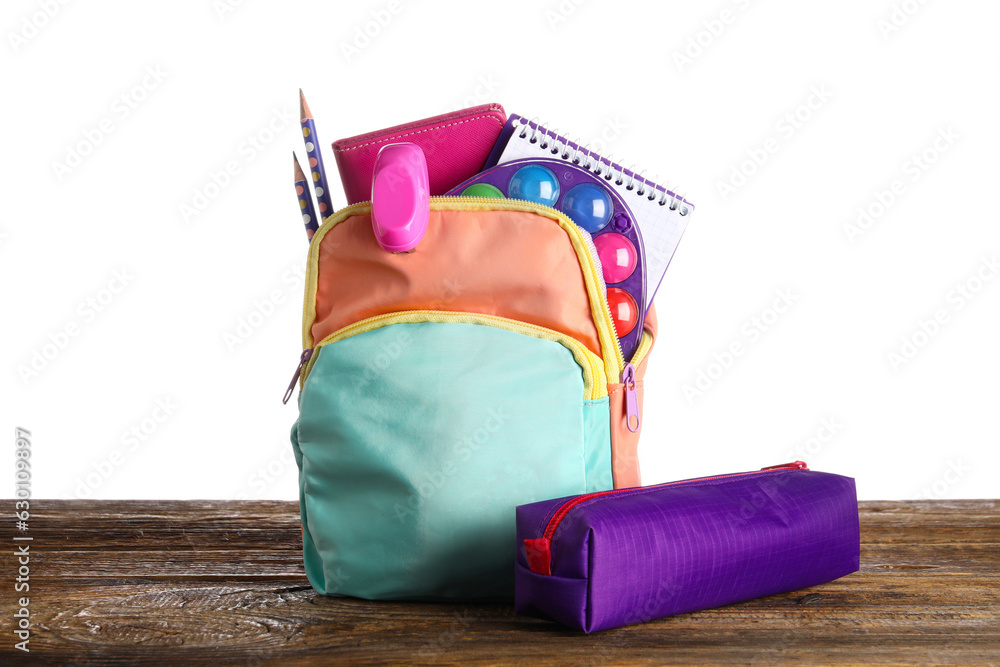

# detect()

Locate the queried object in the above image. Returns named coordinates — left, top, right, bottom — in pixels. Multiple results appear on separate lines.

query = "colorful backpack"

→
left=288, top=197, right=656, bottom=599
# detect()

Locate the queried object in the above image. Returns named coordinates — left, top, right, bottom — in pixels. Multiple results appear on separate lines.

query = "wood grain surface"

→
left=1, top=500, right=997, bottom=666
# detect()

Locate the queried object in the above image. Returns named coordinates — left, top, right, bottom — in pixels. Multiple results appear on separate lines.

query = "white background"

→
left=2, top=0, right=997, bottom=500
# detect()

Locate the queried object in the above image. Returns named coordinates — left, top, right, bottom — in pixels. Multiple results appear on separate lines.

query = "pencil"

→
left=293, top=152, right=319, bottom=241
left=299, top=89, right=335, bottom=222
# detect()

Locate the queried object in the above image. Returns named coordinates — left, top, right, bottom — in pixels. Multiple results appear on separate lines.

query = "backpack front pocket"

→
left=290, top=311, right=611, bottom=600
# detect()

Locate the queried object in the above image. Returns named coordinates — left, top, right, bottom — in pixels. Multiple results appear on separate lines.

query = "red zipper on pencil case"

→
left=523, top=461, right=808, bottom=576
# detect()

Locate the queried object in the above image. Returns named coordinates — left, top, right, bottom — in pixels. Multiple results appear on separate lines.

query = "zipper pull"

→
left=523, top=538, right=552, bottom=576
left=283, top=348, right=313, bottom=404
left=622, top=362, right=640, bottom=433
left=760, top=461, right=809, bottom=471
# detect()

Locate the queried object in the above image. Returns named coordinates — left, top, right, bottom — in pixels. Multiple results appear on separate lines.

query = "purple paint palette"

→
left=447, top=158, right=646, bottom=361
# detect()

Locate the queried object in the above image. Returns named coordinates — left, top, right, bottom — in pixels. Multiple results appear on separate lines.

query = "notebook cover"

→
left=332, top=103, right=506, bottom=205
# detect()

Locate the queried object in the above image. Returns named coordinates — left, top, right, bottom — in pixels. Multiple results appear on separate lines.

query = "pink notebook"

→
left=332, top=103, right=507, bottom=205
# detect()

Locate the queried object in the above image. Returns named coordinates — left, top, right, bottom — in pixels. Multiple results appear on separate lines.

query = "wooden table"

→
left=2, top=500, right=997, bottom=665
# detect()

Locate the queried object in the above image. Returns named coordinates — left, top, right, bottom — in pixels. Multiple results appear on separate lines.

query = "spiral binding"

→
left=514, top=118, right=688, bottom=216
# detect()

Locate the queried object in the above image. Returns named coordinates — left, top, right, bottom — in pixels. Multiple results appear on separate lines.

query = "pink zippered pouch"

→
left=332, top=103, right=506, bottom=205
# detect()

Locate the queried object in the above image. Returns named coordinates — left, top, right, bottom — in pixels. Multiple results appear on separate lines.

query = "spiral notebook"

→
left=485, top=114, right=694, bottom=313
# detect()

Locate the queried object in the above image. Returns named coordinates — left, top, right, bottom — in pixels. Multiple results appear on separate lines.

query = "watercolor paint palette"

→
left=447, top=158, right=646, bottom=361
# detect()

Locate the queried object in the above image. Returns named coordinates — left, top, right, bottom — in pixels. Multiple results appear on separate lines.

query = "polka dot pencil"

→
left=299, top=89, right=334, bottom=221
left=293, top=152, right=319, bottom=241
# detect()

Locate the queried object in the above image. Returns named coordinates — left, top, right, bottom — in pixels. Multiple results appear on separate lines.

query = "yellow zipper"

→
left=630, top=329, right=654, bottom=370
left=300, top=310, right=608, bottom=400
left=301, top=197, right=626, bottom=381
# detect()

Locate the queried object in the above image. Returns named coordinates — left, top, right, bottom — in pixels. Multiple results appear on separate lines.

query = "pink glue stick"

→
left=371, top=143, right=430, bottom=253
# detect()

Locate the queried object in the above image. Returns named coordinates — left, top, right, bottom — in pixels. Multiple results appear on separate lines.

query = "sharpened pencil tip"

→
left=299, top=89, right=312, bottom=121
left=293, top=152, right=306, bottom=182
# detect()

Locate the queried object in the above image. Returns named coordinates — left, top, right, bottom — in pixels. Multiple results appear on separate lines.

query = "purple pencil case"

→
left=515, top=461, right=860, bottom=633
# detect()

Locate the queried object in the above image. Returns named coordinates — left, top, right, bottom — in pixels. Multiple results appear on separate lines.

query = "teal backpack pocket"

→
left=291, top=313, right=611, bottom=599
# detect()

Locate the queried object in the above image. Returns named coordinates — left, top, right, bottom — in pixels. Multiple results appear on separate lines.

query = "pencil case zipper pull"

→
left=622, top=362, right=640, bottom=433
left=760, top=461, right=808, bottom=470
left=283, top=348, right=314, bottom=404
